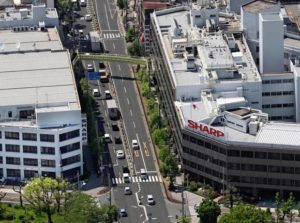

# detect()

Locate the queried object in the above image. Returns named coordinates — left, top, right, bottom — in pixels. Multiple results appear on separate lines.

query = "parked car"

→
left=87, top=63, right=94, bottom=72
left=122, top=165, right=129, bottom=174
left=112, top=123, right=119, bottom=131
left=104, top=134, right=111, bottom=143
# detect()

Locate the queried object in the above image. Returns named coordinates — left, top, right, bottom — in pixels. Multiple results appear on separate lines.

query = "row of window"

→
left=0, top=142, right=80, bottom=154
left=2, top=157, right=55, bottom=167
left=228, top=163, right=300, bottom=174
left=262, top=103, right=294, bottom=109
left=262, top=91, right=294, bottom=96
left=262, top=79, right=293, bottom=84
left=183, top=134, right=300, bottom=161
left=183, top=159, right=223, bottom=179
left=229, top=175, right=300, bottom=187
left=0, top=168, right=55, bottom=178
left=1, top=130, right=80, bottom=142
left=269, top=115, right=295, bottom=121
left=182, top=134, right=226, bottom=155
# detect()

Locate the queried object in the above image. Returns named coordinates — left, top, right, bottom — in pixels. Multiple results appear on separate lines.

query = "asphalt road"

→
left=72, top=0, right=170, bottom=221
left=93, top=0, right=170, bottom=222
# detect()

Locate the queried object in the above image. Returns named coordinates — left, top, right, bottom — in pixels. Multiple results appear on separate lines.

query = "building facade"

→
left=150, top=3, right=300, bottom=196
left=0, top=27, right=83, bottom=181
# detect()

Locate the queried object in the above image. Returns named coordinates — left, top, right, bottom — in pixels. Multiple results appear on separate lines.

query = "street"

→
left=72, top=0, right=171, bottom=222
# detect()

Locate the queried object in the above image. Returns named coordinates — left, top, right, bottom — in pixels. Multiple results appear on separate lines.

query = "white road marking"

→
left=136, top=134, right=147, bottom=172
left=118, top=64, right=121, bottom=70
left=155, top=176, right=159, bottom=182
left=112, top=178, right=115, bottom=184
left=148, top=177, right=152, bottom=182
left=112, top=42, right=115, bottom=49
left=104, top=110, right=107, bottom=117
left=115, top=178, right=119, bottom=184
left=159, top=176, right=162, bottom=182
left=133, top=121, right=136, bottom=128
left=130, top=110, right=133, bottom=116
left=124, top=86, right=127, bottom=93
left=131, top=205, right=138, bottom=209
left=104, top=5, right=111, bottom=30
left=127, top=98, right=130, bottom=104
left=132, top=177, right=136, bottom=183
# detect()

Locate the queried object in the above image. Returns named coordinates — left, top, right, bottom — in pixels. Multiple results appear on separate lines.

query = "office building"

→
left=151, top=3, right=300, bottom=195
left=0, top=27, right=83, bottom=180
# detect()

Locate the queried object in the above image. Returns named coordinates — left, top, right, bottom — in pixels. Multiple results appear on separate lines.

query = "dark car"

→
left=112, top=123, right=119, bottom=131
left=119, top=208, right=127, bottom=217
left=115, top=136, right=122, bottom=144
left=122, top=165, right=129, bottom=174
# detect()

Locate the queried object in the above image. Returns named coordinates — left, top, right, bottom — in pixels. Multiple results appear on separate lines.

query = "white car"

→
left=85, top=14, right=92, bottom=21
left=123, top=173, right=130, bottom=183
left=116, top=150, right=125, bottom=159
left=124, top=187, right=131, bottom=195
left=132, top=139, right=139, bottom=150
left=105, top=90, right=111, bottom=99
left=87, top=63, right=94, bottom=72
left=147, top=195, right=155, bottom=205
left=104, top=134, right=111, bottom=143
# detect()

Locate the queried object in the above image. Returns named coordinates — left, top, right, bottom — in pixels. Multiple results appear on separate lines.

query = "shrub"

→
left=19, top=214, right=25, bottom=220
left=188, top=181, right=200, bottom=192
left=5, top=214, right=14, bottom=220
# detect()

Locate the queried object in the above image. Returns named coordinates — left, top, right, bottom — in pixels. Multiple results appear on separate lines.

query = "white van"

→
left=93, top=88, right=100, bottom=97
left=80, top=0, right=86, bottom=6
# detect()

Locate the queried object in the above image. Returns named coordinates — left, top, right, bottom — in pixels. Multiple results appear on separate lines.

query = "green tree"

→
left=165, top=155, right=178, bottom=182
left=125, top=27, right=137, bottom=42
left=153, top=128, right=168, bottom=146
left=98, top=204, right=118, bottom=222
left=159, top=162, right=169, bottom=178
left=196, top=198, right=220, bottom=223
left=127, top=39, right=141, bottom=56
left=159, top=146, right=170, bottom=162
left=23, top=177, right=69, bottom=223
left=179, top=216, right=191, bottom=223
left=281, top=193, right=295, bottom=223
left=275, top=192, right=283, bottom=223
left=117, top=0, right=124, bottom=9
left=219, top=204, right=274, bottom=223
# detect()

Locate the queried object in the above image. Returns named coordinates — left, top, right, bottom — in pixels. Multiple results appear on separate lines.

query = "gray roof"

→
left=0, top=28, right=80, bottom=109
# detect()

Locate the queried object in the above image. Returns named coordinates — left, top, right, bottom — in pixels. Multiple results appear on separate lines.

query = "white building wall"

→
left=290, top=62, right=300, bottom=122
left=259, top=13, right=284, bottom=74
left=228, top=0, right=253, bottom=15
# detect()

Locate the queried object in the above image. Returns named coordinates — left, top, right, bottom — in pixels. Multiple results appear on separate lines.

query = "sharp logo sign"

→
left=187, top=120, right=224, bottom=138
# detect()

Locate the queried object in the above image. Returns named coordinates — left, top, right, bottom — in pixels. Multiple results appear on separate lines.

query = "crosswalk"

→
left=102, top=33, right=122, bottom=39
left=111, top=175, right=162, bottom=185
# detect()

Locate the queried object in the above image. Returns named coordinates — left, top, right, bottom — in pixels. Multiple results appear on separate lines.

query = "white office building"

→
left=0, top=28, right=83, bottom=180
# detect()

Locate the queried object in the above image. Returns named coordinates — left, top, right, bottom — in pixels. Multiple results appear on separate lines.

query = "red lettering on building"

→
left=187, top=120, right=224, bottom=138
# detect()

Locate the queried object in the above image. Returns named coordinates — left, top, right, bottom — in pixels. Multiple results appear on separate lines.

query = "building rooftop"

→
left=242, top=0, right=277, bottom=13
left=0, top=28, right=80, bottom=109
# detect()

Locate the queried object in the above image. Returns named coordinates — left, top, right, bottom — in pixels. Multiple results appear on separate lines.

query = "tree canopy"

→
left=23, top=177, right=68, bottom=223
left=196, top=198, right=221, bottom=223
left=218, top=204, right=274, bottom=223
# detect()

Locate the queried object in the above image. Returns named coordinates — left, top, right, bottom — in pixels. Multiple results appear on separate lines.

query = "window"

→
left=5, top=132, right=19, bottom=140
left=23, top=145, right=37, bottom=154
left=7, top=169, right=20, bottom=178
left=190, top=136, right=197, bottom=144
left=205, top=142, right=211, bottom=149
left=197, top=139, right=204, bottom=146
left=19, top=110, right=34, bottom=119
left=281, top=166, right=294, bottom=174
left=228, top=150, right=240, bottom=157
left=268, top=165, right=280, bottom=173
left=24, top=170, right=38, bottom=178
left=62, top=155, right=80, bottom=166
left=41, top=147, right=55, bottom=155
left=241, top=164, right=253, bottom=171
left=262, top=104, right=270, bottom=109
left=283, top=115, right=294, bottom=120
left=295, top=154, right=300, bottom=161
left=60, top=142, right=80, bottom=154
left=271, top=92, right=282, bottom=96
left=0, top=157, right=2, bottom=164
left=22, top=133, right=37, bottom=141
left=8, top=111, right=12, bottom=118
left=6, top=157, right=20, bottom=165
left=0, top=144, right=2, bottom=151
left=255, top=177, right=267, bottom=185
left=23, top=158, right=38, bottom=166
left=283, top=79, right=293, bottom=83
left=254, top=165, right=267, bottom=172
left=41, top=159, right=56, bottom=167
left=5, top=144, right=20, bottom=152
left=255, top=152, right=267, bottom=159
left=281, top=153, right=294, bottom=161
left=262, top=92, right=270, bottom=96
left=271, top=80, right=282, bottom=84
left=182, top=134, right=189, bottom=141
left=271, top=104, right=282, bottom=108
left=251, top=102, right=259, bottom=105
left=241, top=151, right=253, bottom=158
left=256, top=46, right=259, bottom=52
left=283, top=91, right=294, bottom=95
left=41, top=171, right=56, bottom=178
left=262, top=80, right=270, bottom=84
left=268, top=178, right=280, bottom=185
left=268, top=152, right=280, bottom=160
left=0, top=131, right=1, bottom=138
left=228, top=163, right=240, bottom=170
left=59, top=130, right=80, bottom=142
left=40, top=134, right=55, bottom=142
left=283, top=103, right=294, bottom=107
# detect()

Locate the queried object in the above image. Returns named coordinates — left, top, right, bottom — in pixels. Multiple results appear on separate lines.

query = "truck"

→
left=106, top=99, right=119, bottom=120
